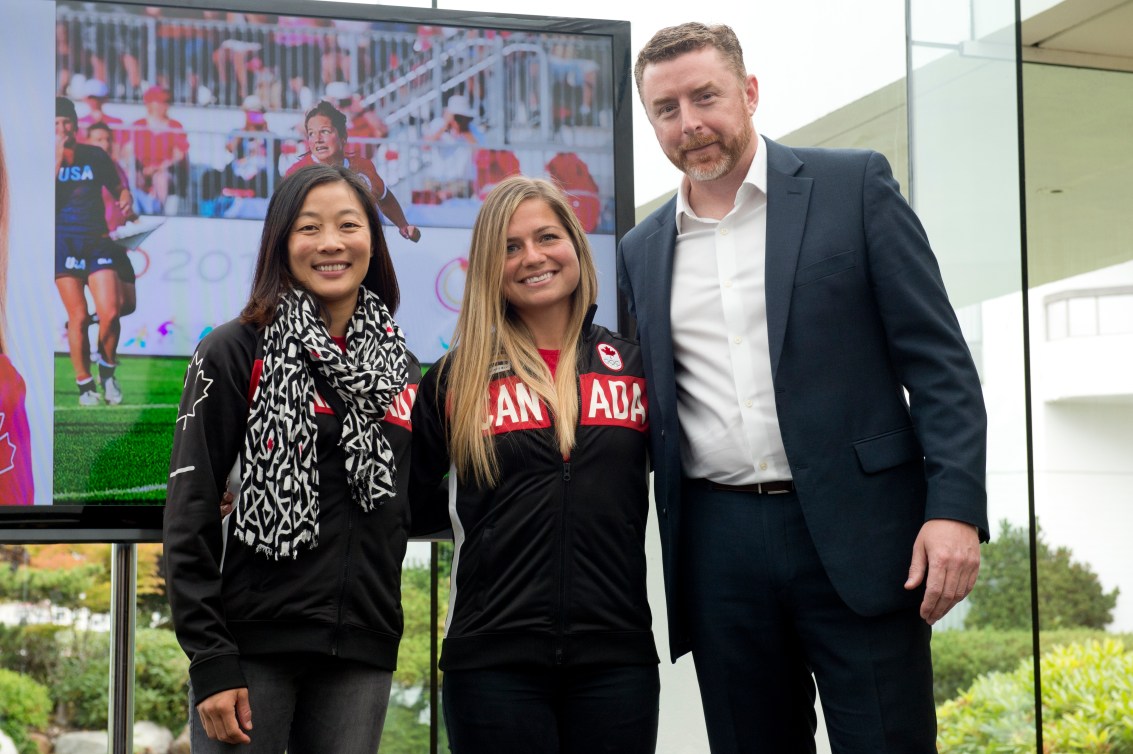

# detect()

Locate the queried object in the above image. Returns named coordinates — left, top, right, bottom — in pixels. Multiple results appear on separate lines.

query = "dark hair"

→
left=634, top=22, right=747, bottom=101
left=87, top=121, right=112, bottom=137
left=56, top=96, right=78, bottom=122
left=303, top=100, right=348, bottom=140
left=241, top=164, right=399, bottom=328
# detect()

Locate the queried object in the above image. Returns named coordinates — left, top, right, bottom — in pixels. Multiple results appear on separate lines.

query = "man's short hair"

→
left=56, top=96, right=78, bottom=122
left=634, top=22, right=747, bottom=101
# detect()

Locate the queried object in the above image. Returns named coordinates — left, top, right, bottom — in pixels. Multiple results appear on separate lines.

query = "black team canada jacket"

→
left=409, top=313, right=659, bottom=671
left=164, top=319, right=420, bottom=702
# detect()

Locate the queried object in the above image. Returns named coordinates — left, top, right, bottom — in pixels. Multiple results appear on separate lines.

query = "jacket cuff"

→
left=189, top=653, right=246, bottom=703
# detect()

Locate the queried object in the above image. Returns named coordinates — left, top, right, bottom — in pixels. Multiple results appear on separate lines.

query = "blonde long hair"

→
left=443, top=176, right=598, bottom=487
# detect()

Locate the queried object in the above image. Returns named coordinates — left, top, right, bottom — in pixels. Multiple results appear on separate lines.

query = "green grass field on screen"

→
left=53, top=354, right=189, bottom=503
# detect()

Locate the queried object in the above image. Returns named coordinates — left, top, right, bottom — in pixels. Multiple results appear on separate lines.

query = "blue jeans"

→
left=189, top=653, right=393, bottom=753
left=443, top=664, right=659, bottom=754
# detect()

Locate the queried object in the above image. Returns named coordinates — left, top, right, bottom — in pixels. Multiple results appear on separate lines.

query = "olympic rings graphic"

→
left=127, top=247, right=151, bottom=278
left=435, top=257, right=469, bottom=313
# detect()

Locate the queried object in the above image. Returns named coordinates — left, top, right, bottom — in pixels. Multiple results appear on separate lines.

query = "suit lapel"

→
left=641, top=199, right=679, bottom=428
left=764, top=139, right=812, bottom=377
left=644, top=199, right=678, bottom=360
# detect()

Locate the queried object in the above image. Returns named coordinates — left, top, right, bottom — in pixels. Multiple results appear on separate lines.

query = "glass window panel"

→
left=1067, top=296, right=1098, bottom=337
left=1025, top=60, right=1133, bottom=754
left=908, top=0, right=1036, bottom=750
left=1098, top=293, right=1133, bottom=335
left=1047, top=298, right=1068, bottom=340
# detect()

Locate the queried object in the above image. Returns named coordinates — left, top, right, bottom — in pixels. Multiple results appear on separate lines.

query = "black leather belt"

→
left=706, top=480, right=795, bottom=495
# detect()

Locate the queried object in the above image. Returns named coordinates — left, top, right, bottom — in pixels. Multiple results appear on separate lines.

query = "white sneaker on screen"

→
left=103, top=376, right=123, bottom=405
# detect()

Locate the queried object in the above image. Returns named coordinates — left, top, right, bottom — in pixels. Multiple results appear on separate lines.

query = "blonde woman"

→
left=410, top=176, right=659, bottom=753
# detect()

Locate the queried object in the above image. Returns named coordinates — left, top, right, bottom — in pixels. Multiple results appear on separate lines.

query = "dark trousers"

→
left=188, top=654, right=392, bottom=753
left=442, top=664, right=660, bottom=754
left=682, top=481, right=936, bottom=754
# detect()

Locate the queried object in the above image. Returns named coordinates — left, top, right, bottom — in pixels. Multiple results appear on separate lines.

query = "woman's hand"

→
left=220, top=490, right=236, bottom=517
left=196, top=687, right=253, bottom=744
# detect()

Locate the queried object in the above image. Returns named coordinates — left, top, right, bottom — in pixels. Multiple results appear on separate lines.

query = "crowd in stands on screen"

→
left=421, top=94, right=484, bottom=202
left=56, top=3, right=144, bottom=101
left=52, top=9, right=612, bottom=220
left=547, top=39, right=601, bottom=130
left=56, top=6, right=608, bottom=135
left=77, top=78, right=124, bottom=155
left=200, top=95, right=280, bottom=217
left=145, top=6, right=214, bottom=106
left=211, top=12, right=272, bottom=107
left=56, top=5, right=346, bottom=110
left=124, top=85, right=190, bottom=215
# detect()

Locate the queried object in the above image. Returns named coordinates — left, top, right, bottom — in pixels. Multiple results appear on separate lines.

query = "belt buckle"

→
left=763, top=482, right=790, bottom=495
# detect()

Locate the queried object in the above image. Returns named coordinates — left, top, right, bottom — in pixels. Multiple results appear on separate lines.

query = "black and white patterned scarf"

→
left=233, top=287, right=407, bottom=559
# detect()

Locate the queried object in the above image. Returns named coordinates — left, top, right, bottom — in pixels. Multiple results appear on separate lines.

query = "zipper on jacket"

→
left=556, top=458, right=571, bottom=665
left=554, top=365, right=584, bottom=666
left=332, top=502, right=358, bottom=656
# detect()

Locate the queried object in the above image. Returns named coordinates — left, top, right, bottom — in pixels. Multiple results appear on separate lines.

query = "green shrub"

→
left=53, top=628, right=189, bottom=732
left=132, top=628, right=191, bottom=732
left=0, top=668, right=52, bottom=754
left=932, top=628, right=1133, bottom=703
left=0, top=624, right=66, bottom=685
left=937, top=638, right=1133, bottom=753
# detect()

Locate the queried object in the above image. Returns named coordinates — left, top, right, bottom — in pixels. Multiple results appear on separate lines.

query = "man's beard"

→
left=670, top=118, right=754, bottom=182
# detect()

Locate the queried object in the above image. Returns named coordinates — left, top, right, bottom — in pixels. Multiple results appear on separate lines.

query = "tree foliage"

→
left=0, top=543, right=169, bottom=626
left=966, top=520, right=1119, bottom=631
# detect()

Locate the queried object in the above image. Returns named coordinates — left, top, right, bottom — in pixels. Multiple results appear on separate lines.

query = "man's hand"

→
left=904, top=518, right=980, bottom=625
left=196, top=687, right=253, bottom=744
left=400, top=225, right=421, bottom=243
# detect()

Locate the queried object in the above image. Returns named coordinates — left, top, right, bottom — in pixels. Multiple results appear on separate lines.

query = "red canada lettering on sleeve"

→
left=579, top=374, right=648, bottom=431
left=382, top=384, right=418, bottom=431
left=484, top=376, right=550, bottom=434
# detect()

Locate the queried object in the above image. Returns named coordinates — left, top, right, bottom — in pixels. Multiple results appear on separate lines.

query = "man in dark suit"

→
left=616, top=22, right=989, bottom=753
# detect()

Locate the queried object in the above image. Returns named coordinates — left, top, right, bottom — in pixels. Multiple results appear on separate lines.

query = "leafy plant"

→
left=0, top=668, right=51, bottom=754
left=932, top=628, right=1133, bottom=703
left=937, top=639, right=1133, bottom=753
left=52, top=628, right=189, bottom=731
left=0, top=624, right=66, bottom=685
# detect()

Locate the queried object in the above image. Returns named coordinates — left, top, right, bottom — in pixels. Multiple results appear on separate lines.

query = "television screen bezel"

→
left=1, top=0, right=634, bottom=542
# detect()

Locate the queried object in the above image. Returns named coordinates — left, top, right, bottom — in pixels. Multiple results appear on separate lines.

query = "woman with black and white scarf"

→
left=165, top=163, right=419, bottom=752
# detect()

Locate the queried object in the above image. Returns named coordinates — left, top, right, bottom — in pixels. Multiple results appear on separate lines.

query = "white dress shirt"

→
left=670, top=135, right=792, bottom=484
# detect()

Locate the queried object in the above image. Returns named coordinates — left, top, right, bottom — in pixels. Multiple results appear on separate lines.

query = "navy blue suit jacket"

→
left=616, top=138, right=989, bottom=661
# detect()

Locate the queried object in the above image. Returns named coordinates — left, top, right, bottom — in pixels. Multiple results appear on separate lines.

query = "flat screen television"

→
left=0, top=0, right=633, bottom=540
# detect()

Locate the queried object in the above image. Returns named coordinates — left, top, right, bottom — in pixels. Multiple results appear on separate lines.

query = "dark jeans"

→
left=188, top=653, right=393, bottom=753
left=443, top=664, right=659, bottom=754
left=682, top=481, right=936, bottom=754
